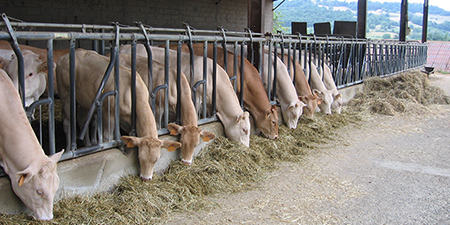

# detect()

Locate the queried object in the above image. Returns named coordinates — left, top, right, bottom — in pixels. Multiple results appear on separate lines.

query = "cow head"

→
left=299, top=92, right=321, bottom=118
left=313, top=89, right=333, bottom=115
left=0, top=50, right=52, bottom=107
left=11, top=150, right=63, bottom=221
left=331, top=92, right=343, bottom=114
left=217, top=111, right=251, bottom=147
left=167, top=123, right=216, bottom=165
left=121, top=136, right=181, bottom=180
left=259, top=105, right=279, bottom=139
left=281, top=100, right=306, bottom=129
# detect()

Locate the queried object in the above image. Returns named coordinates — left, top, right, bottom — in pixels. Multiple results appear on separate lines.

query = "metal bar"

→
left=69, top=39, right=77, bottom=150
left=129, top=39, right=137, bottom=137
left=46, top=39, right=56, bottom=155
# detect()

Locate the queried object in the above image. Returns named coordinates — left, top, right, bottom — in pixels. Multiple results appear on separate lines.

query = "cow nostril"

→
left=140, top=177, right=152, bottom=181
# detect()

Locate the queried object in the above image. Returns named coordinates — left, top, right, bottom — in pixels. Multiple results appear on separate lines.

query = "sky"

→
left=343, top=0, right=450, bottom=12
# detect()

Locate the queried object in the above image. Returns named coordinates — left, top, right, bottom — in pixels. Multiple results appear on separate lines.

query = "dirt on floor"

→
left=162, top=73, right=450, bottom=225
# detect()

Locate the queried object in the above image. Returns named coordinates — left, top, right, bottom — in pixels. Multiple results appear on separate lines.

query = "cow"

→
left=321, top=63, right=343, bottom=114
left=56, top=49, right=181, bottom=181
left=0, top=68, right=64, bottom=220
left=167, top=43, right=278, bottom=139
left=260, top=51, right=305, bottom=129
left=301, top=57, right=333, bottom=115
left=117, top=53, right=216, bottom=164
left=120, top=45, right=252, bottom=147
left=0, top=40, right=69, bottom=95
left=280, top=54, right=321, bottom=118
left=0, top=50, right=49, bottom=107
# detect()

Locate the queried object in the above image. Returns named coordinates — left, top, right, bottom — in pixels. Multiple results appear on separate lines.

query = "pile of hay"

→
left=0, top=111, right=360, bottom=224
left=5, top=70, right=444, bottom=224
left=348, top=70, right=450, bottom=115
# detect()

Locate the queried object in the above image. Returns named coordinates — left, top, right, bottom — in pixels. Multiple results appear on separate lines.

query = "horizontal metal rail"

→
left=0, top=16, right=427, bottom=177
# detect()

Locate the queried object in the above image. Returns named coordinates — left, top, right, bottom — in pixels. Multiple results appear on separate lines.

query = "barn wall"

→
left=2, top=0, right=248, bottom=31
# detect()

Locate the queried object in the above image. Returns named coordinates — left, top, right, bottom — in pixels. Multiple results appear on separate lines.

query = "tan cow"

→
left=0, top=68, right=63, bottom=220
left=170, top=43, right=278, bottom=139
left=0, top=40, right=69, bottom=94
left=0, top=50, right=49, bottom=107
left=280, top=54, right=321, bottom=118
left=120, top=45, right=252, bottom=147
left=301, top=57, right=333, bottom=115
left=117, top=54, right=215, bottom=164
left=56, top=49, right=181, bottom=180
left=261, top=51, right=305, bottom=129
left=321, top=63, right=343, bottom=114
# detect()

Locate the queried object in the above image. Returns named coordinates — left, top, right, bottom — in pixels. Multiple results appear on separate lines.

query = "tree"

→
left=382, top=33, right=391, bottom=39
left=273, top=10, right=289, bottom=34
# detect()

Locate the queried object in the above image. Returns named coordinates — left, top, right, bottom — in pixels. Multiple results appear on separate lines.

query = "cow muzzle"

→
left=140, top=174, right=153, bottom=181
left=181, top=158, right=192, bottom=165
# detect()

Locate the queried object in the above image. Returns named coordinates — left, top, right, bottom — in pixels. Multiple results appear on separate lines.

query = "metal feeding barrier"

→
left=0, top=14, right=427, bottom=177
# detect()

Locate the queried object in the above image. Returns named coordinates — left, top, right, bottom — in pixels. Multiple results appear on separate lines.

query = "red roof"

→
left=427, top=41, right=450, bottom=72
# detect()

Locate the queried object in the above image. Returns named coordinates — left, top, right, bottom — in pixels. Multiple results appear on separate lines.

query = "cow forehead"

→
left=140, top=136, right=162, bottom=148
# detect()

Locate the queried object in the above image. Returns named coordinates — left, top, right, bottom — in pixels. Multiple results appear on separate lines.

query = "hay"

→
left=348, top=70, right=450, bottom=115
left=0, top=110, right=361, bottom=224
left=5, top=70, right=443, bottom=224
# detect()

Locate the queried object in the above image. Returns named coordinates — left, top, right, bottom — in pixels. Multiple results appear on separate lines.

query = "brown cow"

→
left=118, top=53, right=215, bottom=164
left=171, top=43, right=278, bottom=139
left=119, top=45, right=252, bottom=147
left=56, top=49, right=181, bottom=180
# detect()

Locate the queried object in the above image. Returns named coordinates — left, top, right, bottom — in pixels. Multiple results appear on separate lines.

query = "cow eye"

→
left=28, top=73, right=33, bottom=77
left=36, top=190, right=43, bottom=196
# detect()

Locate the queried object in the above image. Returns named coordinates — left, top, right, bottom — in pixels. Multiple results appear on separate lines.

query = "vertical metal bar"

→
left=164, top=40, right=170, bottom=127
left=212, top=41, right=217, bottom=115
left=273, top=42, right=278, bottom=102
left=2, top=14, right=25, bottom=108
left=267, top=41, right=273, bottom=100
left=239, top=41, right=245, bottom=108
left=113, top=23, right=121, bottom=142
left=46, top=39, right=56, bottom=155
left=176, top=41, right=182, bottom=124
left=130, top=39, right=137, bottom=137
left=202, top=40, right=208, bottom=118
left=69, top=39, right=77, bottom=150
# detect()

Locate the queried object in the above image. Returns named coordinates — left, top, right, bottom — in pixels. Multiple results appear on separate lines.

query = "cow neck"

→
left=135, top=83, right=158, bottom=138
left=196, top=44, right=271, bottom=123
left=0, top=74, right=46, bottom=173
left=179, top=78, right=198, bottom=127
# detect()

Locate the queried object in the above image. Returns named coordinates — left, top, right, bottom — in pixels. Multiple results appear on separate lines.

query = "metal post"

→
left=46, top=39, right=56, bottom=155
left=400, top=0, right=408, bottom=42
left=357, top=0, right=367, bottom=39
left=422, top=0, right=429, bottom=43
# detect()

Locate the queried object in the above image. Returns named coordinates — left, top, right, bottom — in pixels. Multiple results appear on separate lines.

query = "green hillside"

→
left=274, top=0, right=450, bottom=41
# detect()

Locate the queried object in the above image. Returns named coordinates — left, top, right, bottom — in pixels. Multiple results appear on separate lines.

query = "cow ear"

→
left=121, top=136, right=141, bottom=148
left=317, top=98, right=323, bottom=105
left=298, top=101, right=307, bottom=108
left=160, top=140, right=182, bottom=152
left=200, top=131, right=216, bottom=142
left=0, top=57, right=11, bottom=70
left=17, top=167, right=34, bottom=187
left=167, top=123, right=183, bottom=136
left=49, top=150, right=64, bottom=164
left=216, top=112, right=224, bottom=122
left=312, top=89, right=320, bottom=97
left=38, top=62, right=56, bottom=73
left=271, top=105, right=277, bottom=113
left=334, top=93, right=342, bottom=100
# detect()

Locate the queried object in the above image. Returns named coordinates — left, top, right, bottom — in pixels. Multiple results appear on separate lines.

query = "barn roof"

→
left=427, top=41, right=450, bottom=72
